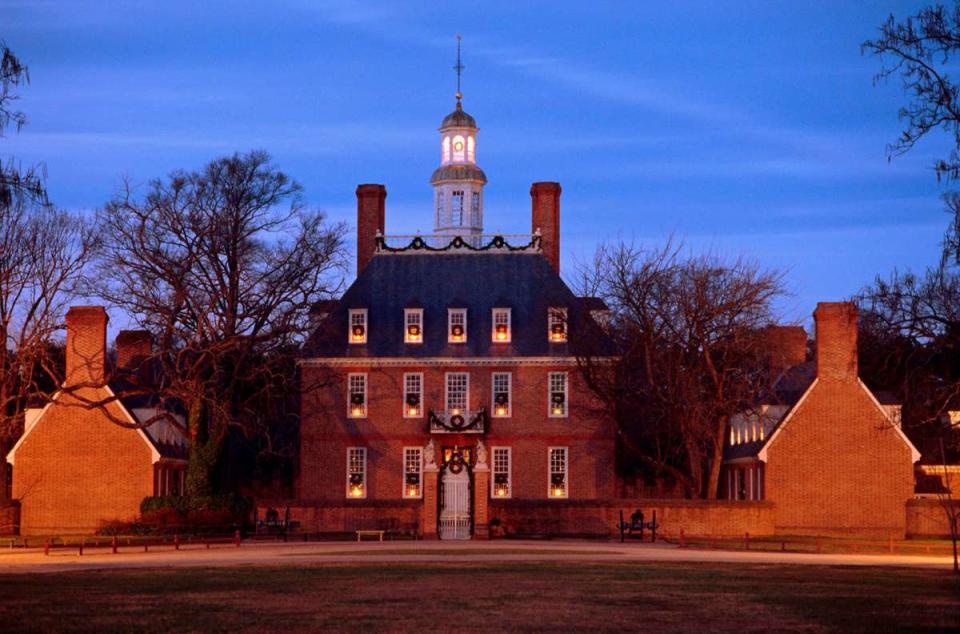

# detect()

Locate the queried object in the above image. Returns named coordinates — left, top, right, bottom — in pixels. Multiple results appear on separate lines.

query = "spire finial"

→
left=453, top=34, right=464, bottom=106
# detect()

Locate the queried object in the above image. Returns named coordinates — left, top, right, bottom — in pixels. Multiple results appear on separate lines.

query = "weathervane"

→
left=454, top=34, right=464, bottom=104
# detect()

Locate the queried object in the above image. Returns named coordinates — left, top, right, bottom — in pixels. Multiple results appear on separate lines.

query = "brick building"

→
left=721, top=302, right=920, bottom=537
left=297, top=92, right=615, bottom=539
left=6, top=306, right=187, bottom=535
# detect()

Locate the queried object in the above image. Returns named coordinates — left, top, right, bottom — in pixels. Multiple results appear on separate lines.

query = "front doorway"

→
left=439, top=447, right=472, bottom=540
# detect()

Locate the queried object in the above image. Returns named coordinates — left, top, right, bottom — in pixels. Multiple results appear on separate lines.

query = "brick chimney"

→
left=814, top=302, right=858, bottom=382
left=764, top=325, right=808, bottom=371
left=356, top=184, right=386, bottom=275
left=65, top=306, right=108, bottom=387
left=116, top=330, right=153, bottom=371
left=531, top=182, right=561, bottom=273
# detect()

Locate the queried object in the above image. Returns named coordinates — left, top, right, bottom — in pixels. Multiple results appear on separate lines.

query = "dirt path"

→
left=0, top=539, right=954, bottom=573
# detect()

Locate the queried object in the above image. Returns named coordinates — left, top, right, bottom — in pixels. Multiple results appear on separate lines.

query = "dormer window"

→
left=448, top=309, right=467, bottom=343
left=548, top=307, right=568, bottom=342
left=492, top=308, right=511, bottom=342
left=348, top=309, right=367, bottom=344
left=404, top=309, right=423, bottom=344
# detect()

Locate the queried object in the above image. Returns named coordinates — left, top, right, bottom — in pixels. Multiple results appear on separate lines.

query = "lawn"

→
left=0, top=562, right=957, bottom=632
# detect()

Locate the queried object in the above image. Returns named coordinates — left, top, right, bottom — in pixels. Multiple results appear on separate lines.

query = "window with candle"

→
left=448, top=308, right=467, bottom=342
left=492, top=308, right=511, bottom=342
left=492, top=447, right=511, bottom=498
left=446, top=372, right=468, bottom=417
left=548, top=372, right=568, bottom=418
left=492, top=372, right=511, bottom=417
left=403, top=447, right=422, bottom=499
left=348, top=373, right=367, bottom=418
left=348, top=309, right=367, bottom=344
left=404, top=308, right=423, bottom=343
left=548, top=447, right=568, bottom=498
left=346, top=447, right=367, bottom=498
left=403, top=372, right=423, bottom=418
left=548, top=307, right=568, bottom=342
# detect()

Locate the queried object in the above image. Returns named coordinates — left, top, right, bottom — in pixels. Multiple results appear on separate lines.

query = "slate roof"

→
left=109, top=377, right=188, bottom=460
left=302, top=252, right=612, bottom=359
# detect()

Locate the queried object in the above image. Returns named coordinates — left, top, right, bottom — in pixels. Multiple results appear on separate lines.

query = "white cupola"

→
left=431, top=37, right=487, bottom=237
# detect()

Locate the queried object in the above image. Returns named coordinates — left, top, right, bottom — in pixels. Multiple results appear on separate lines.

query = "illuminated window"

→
left=403, top=372, right=423, bottom=418
left=448, top=308, right=467, bottom=343
left=446, top=372, right=469, bottom=416
left=548, top=307, right=568, bottom=342
left=347, top=447, right=367, bottom=498
left=492, top=447, right=511, bottom=498
left=348, top=373, right=367, bottom=418
left=404, top=308, right=423, bottom=343
left=549, top=447, right=568, bottom=498
left=442, top=136, right=451, bottom=163
left=492, top=372, right=511, bottom=417
left=548, top=372, right=568, bottom=417
left=348, top=309, right=367, bottom=344
left=492, top=308, right=511, bottom=342
left=452, top=135, right=465, bottom=162
left=467, top=136, right=475, bottom=162
left=471, top=192, right=480, bottom=225
left=403, top=447, right=422, bottom=499
left=452, top=190, right=464, bottom=225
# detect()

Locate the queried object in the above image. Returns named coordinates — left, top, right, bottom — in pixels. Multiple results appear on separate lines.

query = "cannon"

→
left=618, top=509, right=657, bottom=543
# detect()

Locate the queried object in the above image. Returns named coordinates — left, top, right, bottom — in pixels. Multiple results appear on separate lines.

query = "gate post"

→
left=422, top=462, right=439, bottom=540
left=473, top=461, right=490, bottom=540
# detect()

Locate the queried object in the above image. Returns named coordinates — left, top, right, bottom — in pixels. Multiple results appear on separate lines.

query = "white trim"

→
left=491, top=446, right=512, bottom=499
left=492, top=307, right=512, bottom=343
left=347, top=373, right=367, bottom=418
left=491, top=371, right=512, bottom=418
left=548, top=371, right=569, bottom=418
left=403, top=446, right=423, bottom=499
left=300, top=356, right=594, bottom=368
left=757, top=379, right=817, bottom=463
left=445, top=371, right=470, bottom=415
left=404, top=308, right=424, bottom=344
left=548, top=446, right=569, bottom=499
left=448, top=308, right=467, bottom=343
left=348, top=309, right=368, bottom=345
left=402, top=372, right=423, bottom=419
left=858, top=379, right=922, bottom=463
left=5, top=399, right=55, bottom=465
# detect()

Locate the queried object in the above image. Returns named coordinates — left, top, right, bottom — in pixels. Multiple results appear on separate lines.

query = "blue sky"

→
left=1, top=1, right=951, bottom=324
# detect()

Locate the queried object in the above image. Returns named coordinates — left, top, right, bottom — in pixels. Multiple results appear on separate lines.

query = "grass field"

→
left=0, top=562, right=957, bottom=632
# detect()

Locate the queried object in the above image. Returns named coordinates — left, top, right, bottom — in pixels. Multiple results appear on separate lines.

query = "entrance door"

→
left=439, top=466, right=471, bottom=540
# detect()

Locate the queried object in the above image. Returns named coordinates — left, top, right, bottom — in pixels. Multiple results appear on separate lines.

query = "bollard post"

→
left=174, top=534, right=180, bottom=551
left=679, top=529, right=686, bottom=548
left=234, top=530, right=241, bottom=548
left=206, top=541, right=210, bottom=550
left=44, top=539, right=49, bottom=556
left=781, top=541, right=786, bottom=552
left=888, top=535, right=894, bottom=554
left=112, top=536, right=118, bottom=554
left=78, top=541, right=83, bottom=557
left=745, top=532, right=750, bottom=550
left=816, top=538, right=821, bottom=554
left=651, top=510, right=657, bottom=543
left=144, top=541, right=148, bottom=553
left=619, top=510, right=625, bottom=543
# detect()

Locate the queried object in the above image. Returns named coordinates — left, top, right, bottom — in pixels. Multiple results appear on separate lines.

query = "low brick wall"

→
left=489, top=499, right=776, bottom=538
left=0, top=500, right=20, bottom=536
left=906, top=499, right=960, bottom=538
left=258, top=500, right=421, bottom=535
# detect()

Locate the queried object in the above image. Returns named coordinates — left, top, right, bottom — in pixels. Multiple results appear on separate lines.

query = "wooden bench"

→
left=355, top=530, right=385, bottom=542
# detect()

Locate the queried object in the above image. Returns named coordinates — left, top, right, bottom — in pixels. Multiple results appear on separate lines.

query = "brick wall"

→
left=300, top=363, right=615, bottom=502
left=264, top=501, right=421, bottom=533
left=489, top=499, right=775, bottom=538
left=530, top=182, right=561, bottom=273
left=12, top=387, right=155, bottom=535
left=0, top=500, right=19, bottom=536
left=905, top=498, right=960, bottom=538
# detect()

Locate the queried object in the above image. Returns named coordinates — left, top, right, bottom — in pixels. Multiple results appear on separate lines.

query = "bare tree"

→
left=96, top=150, right=347, bottom=497
left=0, top=41, right=46, bottom=209
left=863, top=4, right=960, bottom=261
left=574, top=241, right=785, bottom=499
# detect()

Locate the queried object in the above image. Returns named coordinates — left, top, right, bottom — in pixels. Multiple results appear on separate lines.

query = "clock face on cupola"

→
left=431, top=36, right=487, bottom=239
